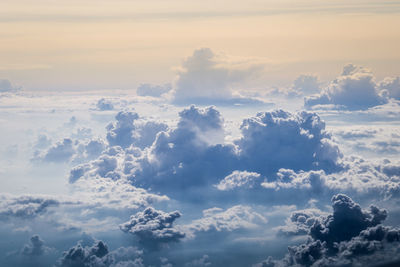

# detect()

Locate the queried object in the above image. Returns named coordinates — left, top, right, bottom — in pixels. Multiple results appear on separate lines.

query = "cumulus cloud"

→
left=106, top=111, right=167, bottom=149
left=215, top=170, right=261, bottom=191
left=255, top=194, right=399, bottom=267
left=185, top=205, right=267, bottom=236
left=33, top=138, right=106, bottom=164
left=171, top=48, right=264, bottom=105
left=20, top=235, right=51, bottom=257
left=305, top=64, right=387, bottom=110
left=71, top=105, right=348, bottom=202
left=0, top=79, right=20, bottom=92
left=96, top=98, right=114, bottom=111
left=37, top=138, right=76, bottom=163
left=58, top=240, right=143, bottom=267
left=236, top=110, right=343, bottom=174
left=120, top=207, right=185, bottom=246
left=136, top=83, right=172, bottom=97
left=379, top=76, right=400, bottom=100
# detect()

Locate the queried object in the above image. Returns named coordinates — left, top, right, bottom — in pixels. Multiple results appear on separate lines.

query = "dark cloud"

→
left=256, top=194, right=400, bottom=267
left=58, top=240, right=143, bottom=267
left=310, top=194, right=387, bottom=247
left=120, top=207, right=185, bottom=246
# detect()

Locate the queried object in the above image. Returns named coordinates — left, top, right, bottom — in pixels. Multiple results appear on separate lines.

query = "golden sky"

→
left=1, top=0, right=400, bottom=90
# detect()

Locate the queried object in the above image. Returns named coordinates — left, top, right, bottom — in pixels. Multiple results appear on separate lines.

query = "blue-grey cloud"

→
left=120, top=207, right=185, bottom=246
left=136, top=83, right=172, bottom=98
left=96, top=98, right=114, bottom=111
left=305, top=64, right=387, bottom=110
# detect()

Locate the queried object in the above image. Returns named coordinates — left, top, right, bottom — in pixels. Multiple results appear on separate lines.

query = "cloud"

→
left=0, top=79, right=20, bottom=92
left=72, top=106, right=346, bottom=202
left=272, top=75, right=321, bottom=98
left=33, top=138, right=106, bottom=164
left=310, top=194, right=387, bottom=247
left=38, top=138, right=76, bottom=163
left=0, top=194, right=60, bottom=220
left=236, top=110, right=343, bottom=175
left=379, top=76, right=400, bottom=100
left=255, top=194, right=398, bottom=267
left=20, top=235, right=51, bottom=257
left=185, top=205, right=267, bottom=236
left=171, top=48, right=264, bottom=106
left=96, top=98, right=114, bottom=111
left=106, top=111, right=167, bottom=149
left=58, top=240, right=143, bottom=267
left=215, top=170, right=261, bottom=191
left=136, top=83, right=172, bottom=97
left=276, top=208, right=327, bottom=237
left=185, top=255, right=211, bottom=267
left=305, top=64, right=387, bottom=110
left=120, top=207, right=185, bottom=246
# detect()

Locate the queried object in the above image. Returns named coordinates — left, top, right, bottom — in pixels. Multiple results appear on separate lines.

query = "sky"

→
left=1, top=1, right=400, bottom=267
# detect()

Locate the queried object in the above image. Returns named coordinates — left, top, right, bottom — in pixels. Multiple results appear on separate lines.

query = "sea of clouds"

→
left=0, top=48, right=400, bottom=267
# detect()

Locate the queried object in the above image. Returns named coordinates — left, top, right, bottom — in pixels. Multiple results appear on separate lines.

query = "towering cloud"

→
left=255, top=194, right=399, bottom=267
left=172, top=48, right=263, bottom=105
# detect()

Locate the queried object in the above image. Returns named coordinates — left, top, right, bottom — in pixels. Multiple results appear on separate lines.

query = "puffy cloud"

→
left=120, top=207, right=185, bottom=246
left=379, top=76, right=400, bottom=100
left=171, top=48, right=264, bottom=105
left=276, top=208, right=327, bottom=237
left=131, top=105, right=237, bottom=193
left=0, top=79, right=20, bottom=92
left=305, top=64, right=387, bottom=110
left=33, top=138, right=106, bottom=164
left=136, top=83, right=172, bottom=97
left=20, top=235, right=51, bottom=256
left=106, top=111, right=167, bottom=149
left=236, top=110, right=343, bottom=175
left=39, top=138, right=75, bottom=163
left=185, top=205, right=267, bottom=235
left=215, top=170, right=261, bottom=191
left=96, top=98, right=114, bottom=111
left=255, top=194, right=398, bottom=267
left=58, top=240, right=143, bottom=267
left=73, top=106, right=347, bottom=202
left=310, top=194, right=387, bottom=247
left=0, top=194, right=60, bottom=220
